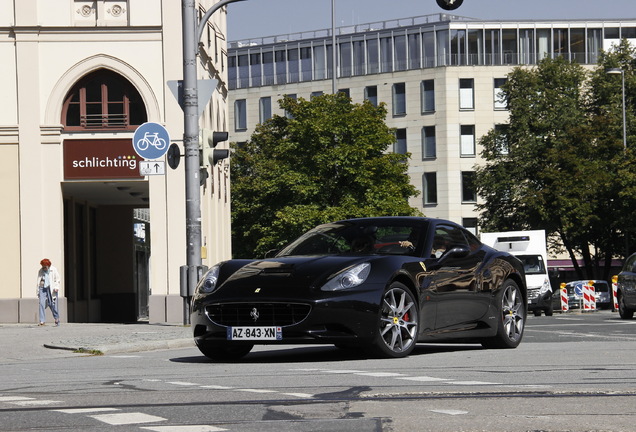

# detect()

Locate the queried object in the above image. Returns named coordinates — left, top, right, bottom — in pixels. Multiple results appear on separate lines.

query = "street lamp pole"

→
left=606, top=68, right=627, bottom=152
left=181, top=0, right=245, bottom=303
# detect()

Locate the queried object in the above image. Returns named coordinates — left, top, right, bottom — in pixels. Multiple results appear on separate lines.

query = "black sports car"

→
left=191, top=217, right=527, bottom=360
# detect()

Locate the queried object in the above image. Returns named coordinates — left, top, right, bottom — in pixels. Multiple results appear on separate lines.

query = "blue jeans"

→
left=39, top=287, right=59, bottom=323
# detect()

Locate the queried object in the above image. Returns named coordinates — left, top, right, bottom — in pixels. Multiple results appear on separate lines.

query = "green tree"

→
left=230, top=93, right=419, bottom=258
left=476, top=51, right=636, bottom=280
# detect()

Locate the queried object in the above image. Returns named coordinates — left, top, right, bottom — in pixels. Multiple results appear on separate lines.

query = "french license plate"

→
left=227, top=326, right=282, bottom=340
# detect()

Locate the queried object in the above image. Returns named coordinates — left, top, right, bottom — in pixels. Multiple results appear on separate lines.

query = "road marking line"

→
left=11, top=400, right=61, bottom=406
left=55, top=408, right=120, bottom=414
left=355, top=372, right=405, bottom=377
left=322, top=369, right=365, bottom=374
left=90, top=412, right=166, bottom=425
left=0, top=396, right=34, bottom=402
left=281, top=392, right=314, bottom=398
left=236, top=389, right=278, bottom=394
left=140, top=426, right=228, bottom=431
left=167, top=382, right=200, bottom=386
left=396, top=376, right=449, bottom=382
left=200, top=385, right=233, bottom=390
left=445, top=381, right=500, bottom=385
left=430, top=409, right=468, bottom=415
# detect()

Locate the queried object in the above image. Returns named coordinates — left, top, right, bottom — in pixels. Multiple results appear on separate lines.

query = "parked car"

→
left=551, top=280, right=612, bottom=311
left=191, top=217, right=527, bottom=360
left=617, top=253, right=636, bottom=319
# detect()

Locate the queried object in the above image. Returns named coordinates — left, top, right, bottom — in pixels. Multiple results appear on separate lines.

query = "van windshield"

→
left=517, top=254, right=546, bottom=275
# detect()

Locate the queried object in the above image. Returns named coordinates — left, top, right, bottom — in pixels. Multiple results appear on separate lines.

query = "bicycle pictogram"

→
left=136, top=132, right=167, bottom=151
left=132, top=122, right=171, bottom=160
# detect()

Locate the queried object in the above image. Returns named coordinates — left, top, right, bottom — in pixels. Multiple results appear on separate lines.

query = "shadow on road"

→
left=169, top=343, right=483, bottom=364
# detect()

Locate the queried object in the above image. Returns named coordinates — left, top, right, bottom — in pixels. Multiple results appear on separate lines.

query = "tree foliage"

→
left=230, top=93, right=419, bottom=258
left=476, top=43, right=636, bottom=280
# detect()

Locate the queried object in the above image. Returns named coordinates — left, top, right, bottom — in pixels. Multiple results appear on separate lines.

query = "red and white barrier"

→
left=612, top=275, right=619, bottom=311
left=559, top=283, right=569, bottom=312
left=582, top=281, right=596, bottom=311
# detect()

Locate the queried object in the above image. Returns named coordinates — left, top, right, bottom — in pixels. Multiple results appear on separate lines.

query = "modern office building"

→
left=0, top=0, right=232, bottom=323
left=227, top=14, right=636, bottom=234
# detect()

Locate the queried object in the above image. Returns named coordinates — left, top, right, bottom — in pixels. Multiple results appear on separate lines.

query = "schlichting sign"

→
left=63, top=139, right=143, bottom=180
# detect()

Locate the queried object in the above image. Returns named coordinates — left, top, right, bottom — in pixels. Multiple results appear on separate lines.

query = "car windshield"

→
left=277, top=220, right=427, bottom=257
left=517, top=254, right=546, bottom=275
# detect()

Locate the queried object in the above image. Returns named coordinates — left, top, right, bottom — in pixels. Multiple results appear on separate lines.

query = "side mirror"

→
left=444, top=245, right=470, bottom=259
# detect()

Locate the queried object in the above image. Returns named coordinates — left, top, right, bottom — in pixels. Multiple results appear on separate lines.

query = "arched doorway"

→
left=61, top=68, right=151, bottom=323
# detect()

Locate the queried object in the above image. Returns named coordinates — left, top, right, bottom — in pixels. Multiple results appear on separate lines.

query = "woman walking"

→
left=37, top=258, right=61, bottom=326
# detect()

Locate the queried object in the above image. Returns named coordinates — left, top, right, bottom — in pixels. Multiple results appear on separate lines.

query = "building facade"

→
left=227, top=14, right=636, bottom=234
left=0, top=0, right=232, bottom=323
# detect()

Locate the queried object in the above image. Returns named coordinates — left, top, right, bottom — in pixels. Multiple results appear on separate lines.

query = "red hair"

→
left=40, top=259, right=51, bottom=267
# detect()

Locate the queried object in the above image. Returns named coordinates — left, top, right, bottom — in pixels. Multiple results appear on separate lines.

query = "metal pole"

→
left=621, top=71, right=627, bottom=152
left=181, top=0, right=246, bottom=313
left=182, top=0, right=201, bottom=307
left=331, top=0, right=337, bottom=94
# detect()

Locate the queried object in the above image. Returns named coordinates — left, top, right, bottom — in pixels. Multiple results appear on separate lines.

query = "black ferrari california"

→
left=191, top=217, right=527, bottom=360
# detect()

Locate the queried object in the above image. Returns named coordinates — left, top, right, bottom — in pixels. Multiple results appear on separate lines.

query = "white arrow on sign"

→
left=139, top=161, right=166, bottom=176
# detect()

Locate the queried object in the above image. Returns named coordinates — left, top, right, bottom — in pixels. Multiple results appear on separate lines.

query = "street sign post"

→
left=133, top=122, right=171, bottom=160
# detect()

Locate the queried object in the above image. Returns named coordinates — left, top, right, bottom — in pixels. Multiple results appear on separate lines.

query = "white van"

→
left=481, top=230, right=553, bottom=316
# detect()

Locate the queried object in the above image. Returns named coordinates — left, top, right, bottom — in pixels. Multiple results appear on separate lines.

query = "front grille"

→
left=527, top=288, right=539, bottom=300
left=206, top=302, right=311, bottom=327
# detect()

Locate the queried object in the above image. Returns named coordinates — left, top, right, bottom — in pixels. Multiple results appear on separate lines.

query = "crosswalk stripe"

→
left=140, top=426, right=228, bottom=432
left=90, top=412, right=166, bottom=425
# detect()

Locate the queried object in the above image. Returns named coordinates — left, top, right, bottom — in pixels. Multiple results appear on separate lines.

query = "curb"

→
left=43, top=338, right=195, bottom=355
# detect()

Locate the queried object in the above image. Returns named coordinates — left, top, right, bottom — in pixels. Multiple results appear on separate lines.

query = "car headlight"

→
left=321, top=263, right=371, bottom=291
left=198, top=265, right=220, bottom=294
left=539, top=278, right=551, bottom=294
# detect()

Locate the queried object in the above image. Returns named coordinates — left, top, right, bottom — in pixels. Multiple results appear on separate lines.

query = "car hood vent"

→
left=245, top=260, right=295, bottom=276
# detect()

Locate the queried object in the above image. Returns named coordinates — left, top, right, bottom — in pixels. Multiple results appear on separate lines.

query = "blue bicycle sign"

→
left=133, top=122, right=171, bottom=160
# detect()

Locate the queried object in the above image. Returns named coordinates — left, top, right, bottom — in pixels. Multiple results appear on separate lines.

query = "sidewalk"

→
left=0, top=322, right=194, bottom=362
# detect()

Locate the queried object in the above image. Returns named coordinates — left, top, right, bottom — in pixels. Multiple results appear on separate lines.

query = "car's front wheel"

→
left=195, top=341, right=254, bottom=361
left=482, top=279, right=525, bottom=349
left=368, top=282, right=419, bottom=358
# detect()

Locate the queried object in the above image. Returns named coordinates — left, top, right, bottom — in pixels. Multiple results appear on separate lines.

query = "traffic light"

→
left=200, top=129, right=230, bottom=166
left=436, top=0, right=464, bottom=10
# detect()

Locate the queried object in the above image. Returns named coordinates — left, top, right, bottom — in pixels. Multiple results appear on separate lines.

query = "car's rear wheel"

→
left=195, top=341, right=254, bottom=360
left=482, top=279, right=525, bottom=349
left=618, top=293, right=635, bottom=319
left=368, top=282, right=419, bottom=358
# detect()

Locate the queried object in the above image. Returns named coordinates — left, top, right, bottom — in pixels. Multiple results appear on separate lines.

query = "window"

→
left=380, top=36, right=393, bottom=72
left=421, top=79, right=435, bottom=113
left=392, top=82, right=406, bottom=116
left=395, top=129, right=407, bottom=154
left=250, top=53, right=262, bottom=87
left=459, top=78, right=474, bottom=110
left=310, top=91, right=323, bottom=99
left=300, top=47, right=312, bottom=81
left=259, top=97, right=271, bottom=124
left=461, top=171, right=477, bottom=203
left=462, top=218, right=478, bottom=236
left=422, top=126, right=436, bottom=159
left=287, top=48, right=299, bottom=83
left=460, top=125, right=475, bottom=156
left=313, top=45, right=326, bottom=80
left=338, top=88, right=350, bottom=98
left=234, top=99, right=247, bottom=131
left=423, top=172, right=437, bottom=205
left=494, top=78, right=507, bottom=110
left=339, top=41, right=352, bottom=77
left=353, top=40, right=365, bottom=76
left=62, top=69, right=147, bottom=131
left=238, top=54, right=249, bottom=88
left=394, top=34, right=407, bottom=71
left=364, top=86, right=378, bottom=106
left=494, top=124, right=509, bottom=155
left=366, top=38, right=379, bottom=74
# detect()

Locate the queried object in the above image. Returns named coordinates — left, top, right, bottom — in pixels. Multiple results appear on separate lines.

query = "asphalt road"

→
left=1, top=310, right=635, bottom=432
